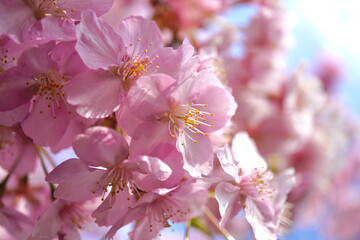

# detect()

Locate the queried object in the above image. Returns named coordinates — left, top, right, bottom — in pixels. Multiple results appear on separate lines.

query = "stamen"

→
left=30, top=67, right=71, bottom=118
left=168, top=104, right=214, bottom=144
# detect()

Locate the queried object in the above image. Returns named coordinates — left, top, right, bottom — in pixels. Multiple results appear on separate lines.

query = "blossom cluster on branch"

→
left=0, top=0, right=358, bottom=240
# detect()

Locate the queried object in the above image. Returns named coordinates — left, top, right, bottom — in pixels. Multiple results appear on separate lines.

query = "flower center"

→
left=59, top=202, right=90, bottom=230
left=243, top=167, right=275, bottom=200
left=148, top=196, right=191, bottom=233
left=22, top=0, right=70, bottom=20
left=109, top=39, right=160, bottom=91
left=27, top=67, right=71, bottom=119
left=0, top=39, right=16, bottom=73
left=95, top=166, right=137, bottom=203
left=168, top=104, right=214, bottom=145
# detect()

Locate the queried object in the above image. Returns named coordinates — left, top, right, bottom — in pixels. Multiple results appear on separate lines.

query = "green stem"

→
left=39, top=147, right=56, bottom=168
left=0, top=155, right=22, bottom=199
left=35, top=145, right=56, bottom=201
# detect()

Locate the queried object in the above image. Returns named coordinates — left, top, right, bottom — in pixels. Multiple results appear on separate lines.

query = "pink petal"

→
left=216, top=145, right=241, bottom=183
left=157, top=38, right=199, bottom=81
left=130, top=121, right=174, bottom=153
left=0, top=207, right=34, bottom=240
left=50, top=41, right=85, bottom=76
left=14, top=140, right=37, bottom=176
left=60, top=0, right=114, bottom=19
left=131, top=143, right=184, bottom=191
left=29, top=17, right=76, bottom=41
left=73, top=126, right=129, bottom=167
left=232, top=132, right=268, bottom=173
left=30, top=199, right=64, bottom=239
left=76, top=10, right=123, bottom=70
left=193, top=84, right=237, bottom=132
left=0, top=0, right=34, bottom=43
left=0, top=72, right=35, bottom=111
left=92, top=188, right=135, bottom=226
left=66, top=69, right=122, bottom=118
left=50, top=118, right=86, bottom=153
left=21, top=100, right=70, bottom=147
left=178, top=131, right=213, bottom=177
left=117, top=16, right=163, bottom=53
left=106, top=204, right=149, bottom=239
left=16, top=41, right=56, bottom=75
left=127, top=74, right=175, bottom=121
left=115, top=99, right=144, bottom=137
left=245, top=198, right=277, bottom=240
left=215, top=182, right=243, bottom=228
left=0, top=102, right=29, bottom=126
left=46, top=159, right=105, bottom=201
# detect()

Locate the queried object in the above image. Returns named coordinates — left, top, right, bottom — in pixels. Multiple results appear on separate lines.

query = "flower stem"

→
left=184, top=219, right=191, bottom=240
left=203, top=206, right=235, bottom=240
left=39, top=147, right=56, bottom=168
left=35, top=145, right=56, bottom=200
left=0, top=155, right=22, bottom=199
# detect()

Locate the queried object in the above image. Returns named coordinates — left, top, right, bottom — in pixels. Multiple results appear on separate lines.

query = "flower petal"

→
left=73, top=126, right=129, bottom=167
left=76, top=10, right=123, bottom=70
left=60, top=0, right=114, bottom=19
left=46, top=158, right=105, bottom=201
left=232, top=132, right=268, bottom=173
left=21, top=100, right=70, bottom=147
left=215, top=182, right=242, bottom=228
left=66, top=69, right=122, bottom=118
left=127, top=74, right=175, bottom=121
left=216, top=145, right=241, bottom=183
left=178, top=131, right=213, bottom=177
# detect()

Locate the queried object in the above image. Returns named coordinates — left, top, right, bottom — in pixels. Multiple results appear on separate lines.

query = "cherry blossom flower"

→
left=68, top=10, right=189, bottom=119
left=0, top=0, right=113, bottom=43
left=106, top=180, right=208, bottom=240
left=215, top=133, right=295, bottom=239
left=0, top=41, right=91, bottom=150
left=30, top=199, right=93, bottom=240
left=125, top=68, right=236, bottom=177
left=46, top=126, right=181, bottom=226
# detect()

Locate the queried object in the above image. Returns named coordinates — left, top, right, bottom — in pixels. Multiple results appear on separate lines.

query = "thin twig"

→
left=0, top=155, right=22, bottom=198
left=203, top=207, right=235, bottom=240
left=184, top=219, right=191, bottom=240
left=39, top=147, right=56, bottom=168
left=35, top=145, right=56, bottom=200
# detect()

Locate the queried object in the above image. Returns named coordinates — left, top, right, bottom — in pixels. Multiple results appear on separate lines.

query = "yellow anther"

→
left=137, top=38, right=141, bottom=41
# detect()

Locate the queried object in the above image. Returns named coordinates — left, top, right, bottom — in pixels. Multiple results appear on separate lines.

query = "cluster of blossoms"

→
left=0, top=0, right=358, bottom=240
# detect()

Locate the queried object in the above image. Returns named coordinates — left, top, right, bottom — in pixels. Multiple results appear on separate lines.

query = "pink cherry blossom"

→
left=0, top=0, right=113, bottom=43
left=215, top=133, right=295, bottom=239
left=125, top=69, right=237, bottom=177
left=0, top=41, right=91, bottom=149
left=106, top=180, right=208, bottom=240
left=68, top=10, right=196, bottom=118
left=46, top=126, right=178, bottom=226
left=30, top=199, right=93, bottom=240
